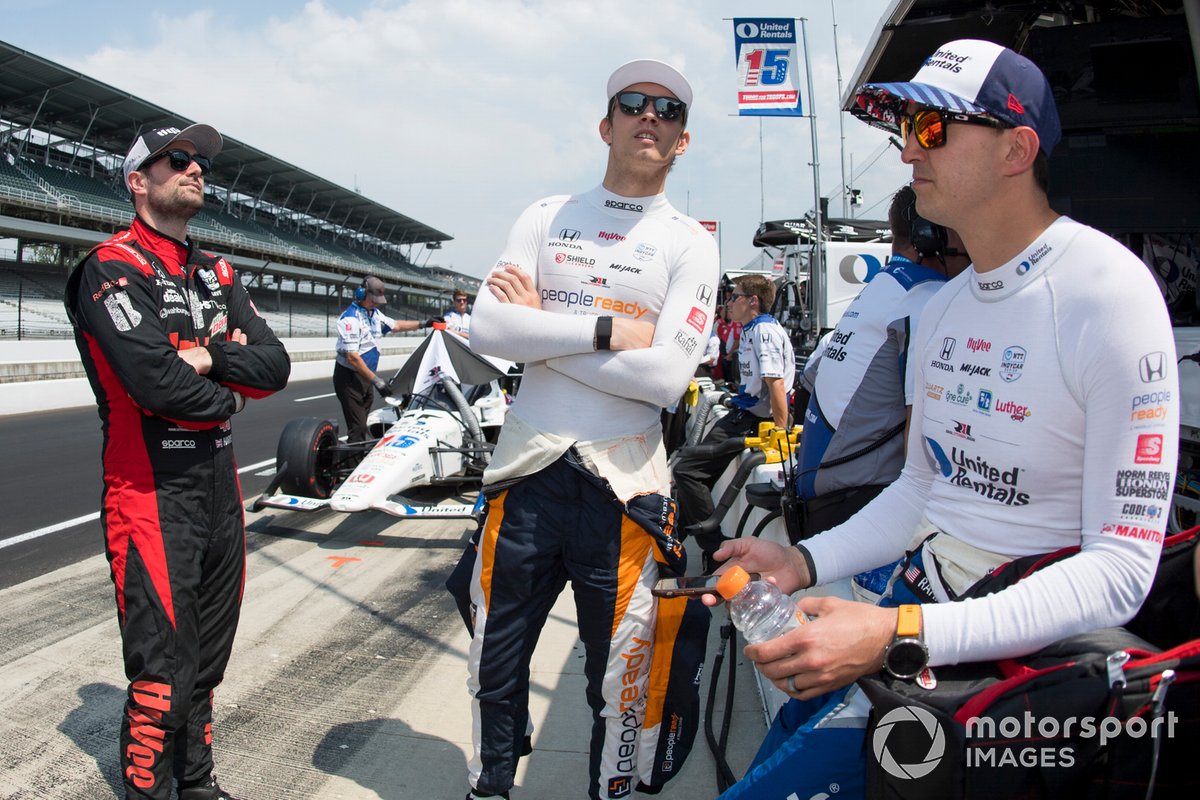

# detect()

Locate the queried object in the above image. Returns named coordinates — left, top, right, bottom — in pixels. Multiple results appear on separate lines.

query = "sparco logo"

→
left=162, top=439, right=196, bottom=449
left=598, top=230, right=626, bottom=242
left=872, top=706, right=946, bottom=780
left=605, top=199, right=644, bottom=212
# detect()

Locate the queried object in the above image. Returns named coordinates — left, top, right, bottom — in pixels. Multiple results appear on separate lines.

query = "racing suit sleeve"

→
left=471, top=199, right=597, bottom=361
left=71, top=250, right=244, bottom=427
left=206, top=272, right=290, bottom=399
left=544, top=231, right=720, bottom=408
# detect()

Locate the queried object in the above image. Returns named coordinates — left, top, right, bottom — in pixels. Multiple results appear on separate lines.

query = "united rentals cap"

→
left=122, top=123, right=222, bottom=187
left=607, top=59, right=693, bottom=108
left=853, top=39, right=1061, bottom=155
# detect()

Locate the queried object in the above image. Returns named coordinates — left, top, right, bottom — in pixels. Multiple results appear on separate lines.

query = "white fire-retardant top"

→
left=471, top=184, right=719, bottom=498
left=801, top=217, right=1180, bottom=666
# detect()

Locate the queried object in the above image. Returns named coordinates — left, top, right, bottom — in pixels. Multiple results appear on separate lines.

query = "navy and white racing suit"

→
left=467, top=184, right=719, bottom=799
left=65, top=216, right=290, bottom=800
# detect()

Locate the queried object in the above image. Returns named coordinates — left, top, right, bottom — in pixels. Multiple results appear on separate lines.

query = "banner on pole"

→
left=699, top=220, right=719, bottom=237
left=733, top=18, right=803, bottom=116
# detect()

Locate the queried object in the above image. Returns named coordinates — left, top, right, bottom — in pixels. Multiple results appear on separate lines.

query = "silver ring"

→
left=786, top=675, right=798, bottom=694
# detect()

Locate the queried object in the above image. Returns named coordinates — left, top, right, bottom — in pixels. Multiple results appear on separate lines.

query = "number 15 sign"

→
left=733, top=18, right=803, bottom=116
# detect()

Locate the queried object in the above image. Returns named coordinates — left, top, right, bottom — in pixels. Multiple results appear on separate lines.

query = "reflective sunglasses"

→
left=900, top=108, right=1009, bottom=150
left=144, top=149, right=212, bottom=175
left=615, top=91, right=687, bottom=122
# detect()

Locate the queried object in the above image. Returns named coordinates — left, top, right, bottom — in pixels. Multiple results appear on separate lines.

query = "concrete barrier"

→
left=0, top=335, right=423, bottom=416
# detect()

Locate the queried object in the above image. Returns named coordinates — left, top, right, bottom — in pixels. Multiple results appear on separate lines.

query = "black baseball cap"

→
left=123, top=123, right=222, bottom=187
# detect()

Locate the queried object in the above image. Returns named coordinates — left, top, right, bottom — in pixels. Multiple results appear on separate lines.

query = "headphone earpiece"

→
left=904, top=199, right=949, bottom=259
left=354, top=286, right=366, bottom=302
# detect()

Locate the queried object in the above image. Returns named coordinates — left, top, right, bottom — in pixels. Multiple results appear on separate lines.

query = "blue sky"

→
left=1, top=0, right=908, bottom=277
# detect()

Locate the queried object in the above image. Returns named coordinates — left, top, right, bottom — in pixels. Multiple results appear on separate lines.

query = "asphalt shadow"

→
left=312, top=716, right=468, bottom=800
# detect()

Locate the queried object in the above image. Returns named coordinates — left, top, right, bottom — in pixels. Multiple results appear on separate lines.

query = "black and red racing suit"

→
left=65, top=216, right=290, bottom=800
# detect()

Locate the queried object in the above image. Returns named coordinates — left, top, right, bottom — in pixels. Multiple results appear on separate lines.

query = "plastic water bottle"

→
left=716, top=565, right=807, bottom=644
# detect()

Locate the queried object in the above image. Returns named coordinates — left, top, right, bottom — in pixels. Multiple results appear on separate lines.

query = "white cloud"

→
left=53, top=0, right=908, bottom=278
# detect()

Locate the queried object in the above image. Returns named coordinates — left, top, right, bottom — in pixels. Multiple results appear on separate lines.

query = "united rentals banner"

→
left=733, top=18, right=803, bottom=116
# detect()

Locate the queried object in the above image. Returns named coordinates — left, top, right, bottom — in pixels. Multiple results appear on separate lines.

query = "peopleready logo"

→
left=872, top=706, right=1179, bottom=779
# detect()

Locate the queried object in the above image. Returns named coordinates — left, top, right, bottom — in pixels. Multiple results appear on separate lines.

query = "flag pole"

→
left=800, top=17, right=825, bottom=332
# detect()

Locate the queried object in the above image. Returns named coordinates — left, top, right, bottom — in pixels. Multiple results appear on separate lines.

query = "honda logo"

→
left=558, top=228, right=581, bottom=242
left=696, top=285, right=713, bottom=305
left=1139, top=352, right=1167, bottom=383
left=941, top=338, right=956, bottom=361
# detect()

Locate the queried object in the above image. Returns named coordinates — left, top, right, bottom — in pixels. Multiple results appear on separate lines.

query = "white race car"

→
left=253, top=329, right=515, bottom=519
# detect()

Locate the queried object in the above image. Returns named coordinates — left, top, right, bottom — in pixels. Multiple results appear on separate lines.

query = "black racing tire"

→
left=276, top=417, right=339, bottom=499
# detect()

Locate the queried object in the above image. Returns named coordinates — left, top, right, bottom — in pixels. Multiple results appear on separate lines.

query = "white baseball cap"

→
left=123, top=123, right=222, bottom=188
left=606, top=59, right=693, bottom=108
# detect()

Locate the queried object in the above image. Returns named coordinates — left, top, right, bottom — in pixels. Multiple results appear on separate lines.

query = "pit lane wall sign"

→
left=733, top=18, right=803, bottom=116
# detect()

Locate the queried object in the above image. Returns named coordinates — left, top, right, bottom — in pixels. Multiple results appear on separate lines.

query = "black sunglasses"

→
left=144, top=149, right=212, bottom=175
left=900, top=108, right=1009, bottom=150
left=615, top=91, right=687, bottom=122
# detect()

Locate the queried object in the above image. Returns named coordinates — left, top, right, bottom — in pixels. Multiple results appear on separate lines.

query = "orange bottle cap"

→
left=716, top=565, right=751, bottom=600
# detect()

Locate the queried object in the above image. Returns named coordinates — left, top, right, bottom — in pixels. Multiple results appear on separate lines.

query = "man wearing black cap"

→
left=333, top=275, right=436, bottom=443
left=64, top=123, right=291, bottom=800
left=463, top=58, right=718, bottom=799
left=706, top=39, right=1178, bottom=798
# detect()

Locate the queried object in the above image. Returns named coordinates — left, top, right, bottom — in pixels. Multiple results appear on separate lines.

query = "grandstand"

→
left=0, top=39, right=476, bottom=339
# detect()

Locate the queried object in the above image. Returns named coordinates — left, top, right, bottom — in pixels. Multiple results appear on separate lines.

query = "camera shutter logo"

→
left=872, top=705, right=946, bottom=780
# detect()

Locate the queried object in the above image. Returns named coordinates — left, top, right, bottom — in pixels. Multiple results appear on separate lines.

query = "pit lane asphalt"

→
left=0, top=376, right=345, bottom=590
left=0, top=376, right=767, bottom=799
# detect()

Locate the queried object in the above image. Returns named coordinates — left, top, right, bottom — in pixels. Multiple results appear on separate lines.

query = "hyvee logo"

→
left=966, top=337, right=991, bottom=353
left=598, top=230, right=626, bottom=242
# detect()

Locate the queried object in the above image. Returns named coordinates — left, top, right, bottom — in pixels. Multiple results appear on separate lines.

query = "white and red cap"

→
left=854, top=39, right=1061, bottom=154
left=606, top=59, right=693, bottom=108
left=122, top=123, right=222, bottom=188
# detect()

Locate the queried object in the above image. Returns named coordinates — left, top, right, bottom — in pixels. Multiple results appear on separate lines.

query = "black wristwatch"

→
left=594, top=316, right=613, bottom=351
left=883, top=604, right=929, bottom=680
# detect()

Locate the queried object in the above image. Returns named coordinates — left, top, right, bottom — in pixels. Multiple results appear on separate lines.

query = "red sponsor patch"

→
left=118, top=276, right=128, bottom=286
left=1135, top=434, right=1163, bottom=464
left=1007, top=93, right=1025, bottom=114
left=686, top=307, right=707, bottom=333
left=1101, top=522, right=1163, bottom=544
left=555, top=253, right=566, bottom=264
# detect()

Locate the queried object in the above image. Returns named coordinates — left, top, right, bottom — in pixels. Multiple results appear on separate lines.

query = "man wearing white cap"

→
left=463, top=59, right=718, bottom=799
left=707, top=40, right=1177, bottom=797
left=65, top=123, right=291, bottom=800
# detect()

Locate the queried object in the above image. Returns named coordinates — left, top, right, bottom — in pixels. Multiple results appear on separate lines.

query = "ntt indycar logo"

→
left=873, top=705, right=1179, bottom=779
